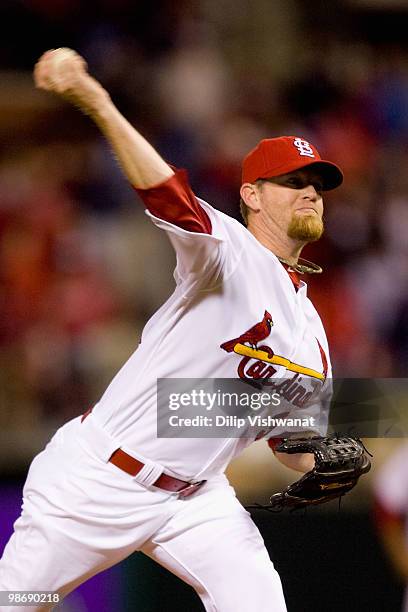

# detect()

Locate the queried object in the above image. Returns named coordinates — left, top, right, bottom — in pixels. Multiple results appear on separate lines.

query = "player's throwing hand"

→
left=34, top=48, right=109, bottom=115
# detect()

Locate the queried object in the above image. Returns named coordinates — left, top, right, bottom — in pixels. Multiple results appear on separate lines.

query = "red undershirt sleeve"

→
left=134, top=167, right=212, bottom=234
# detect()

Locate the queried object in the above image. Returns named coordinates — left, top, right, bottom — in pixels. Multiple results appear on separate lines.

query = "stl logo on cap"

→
left=293, top=138, right=315, bottom=158
left=241, top=135, right=343, bottom=189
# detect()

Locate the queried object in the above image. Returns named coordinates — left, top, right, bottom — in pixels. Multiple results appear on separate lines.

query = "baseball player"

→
left=374, top=443, right=408, bottom=611
left=0, top=48, right=348, bottom=611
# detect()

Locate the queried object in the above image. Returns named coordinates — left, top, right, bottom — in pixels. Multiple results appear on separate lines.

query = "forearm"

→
left=86, top=97, right=212, bottom=231
left=91, top=99, right=174, bottom=188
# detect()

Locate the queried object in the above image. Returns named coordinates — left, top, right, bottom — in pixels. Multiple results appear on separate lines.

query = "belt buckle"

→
left=178, top=480, right=206, bottom=499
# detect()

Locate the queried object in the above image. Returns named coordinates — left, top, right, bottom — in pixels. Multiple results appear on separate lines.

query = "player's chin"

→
left=287, top=215, right=324, bottom=242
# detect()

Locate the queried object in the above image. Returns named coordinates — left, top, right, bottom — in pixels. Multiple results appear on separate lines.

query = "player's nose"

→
left=302, top=185, right=320, bottom=202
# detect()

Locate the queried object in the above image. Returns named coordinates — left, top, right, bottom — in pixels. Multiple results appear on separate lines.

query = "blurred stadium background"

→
left=1, top=0, right=408, bottom=610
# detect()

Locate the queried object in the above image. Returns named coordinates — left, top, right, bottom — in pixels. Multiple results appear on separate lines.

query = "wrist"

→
left=68, top=78, right=112, bottom=120
left=275, top=450, right=315, bottom=473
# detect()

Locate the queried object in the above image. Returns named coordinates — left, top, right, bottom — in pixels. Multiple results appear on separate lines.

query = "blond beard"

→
left=287, top=213, right=323, bottom=242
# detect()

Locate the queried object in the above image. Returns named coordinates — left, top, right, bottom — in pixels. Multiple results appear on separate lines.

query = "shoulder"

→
left=197, top=197, right=249, bottom=241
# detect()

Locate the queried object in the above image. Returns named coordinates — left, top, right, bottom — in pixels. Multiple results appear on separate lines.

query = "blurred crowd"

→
left=1, top=0, right=408, bottom=463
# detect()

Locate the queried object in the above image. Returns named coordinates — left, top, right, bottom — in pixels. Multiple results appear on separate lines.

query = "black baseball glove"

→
left=251, top=435, right=371, bottom=512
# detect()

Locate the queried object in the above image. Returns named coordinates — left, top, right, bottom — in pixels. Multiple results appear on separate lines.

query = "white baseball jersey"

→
left=91, top=197, right=332, bottom=480
left=0, top=166, right=330, bottom=612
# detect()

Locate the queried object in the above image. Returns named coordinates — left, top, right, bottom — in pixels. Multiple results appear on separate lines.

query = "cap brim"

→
left=297, top=160, right=343, bottom=191
left=256, top=159, right=343, bottom=190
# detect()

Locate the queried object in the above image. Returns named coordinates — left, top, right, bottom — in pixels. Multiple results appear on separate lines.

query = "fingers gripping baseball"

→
left=34, top=48, right=87, bottom=93
left=34, top=48, right=109, bottom=114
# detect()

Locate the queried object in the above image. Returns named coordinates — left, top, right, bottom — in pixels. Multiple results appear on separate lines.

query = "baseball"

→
left=48, top=47, right=85, bottom=74
left=34, top=47, right=91, bottom=98
left=50, top=47, right=78, bottom=64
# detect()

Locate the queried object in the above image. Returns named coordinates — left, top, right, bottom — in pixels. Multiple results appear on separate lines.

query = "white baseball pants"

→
left=0, top=416, right=287, bottom=612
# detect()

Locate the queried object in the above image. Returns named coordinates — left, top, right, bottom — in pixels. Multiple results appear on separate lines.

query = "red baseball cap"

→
left=242, top=136, right=343, bottom=190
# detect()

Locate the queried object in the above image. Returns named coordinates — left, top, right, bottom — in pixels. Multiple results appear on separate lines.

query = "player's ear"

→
left=240, top=183, right=261, bottom=213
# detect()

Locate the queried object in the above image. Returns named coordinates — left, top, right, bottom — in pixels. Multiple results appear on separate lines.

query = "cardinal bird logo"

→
left=220, top=312, right=327, bottom=383
left=220, top=310, right=273, bottom=353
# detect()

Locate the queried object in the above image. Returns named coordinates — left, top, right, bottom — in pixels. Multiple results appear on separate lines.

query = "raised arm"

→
left=34, top=48, right=172, bottom=188
left=34, top=48, right=211, bottom=233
